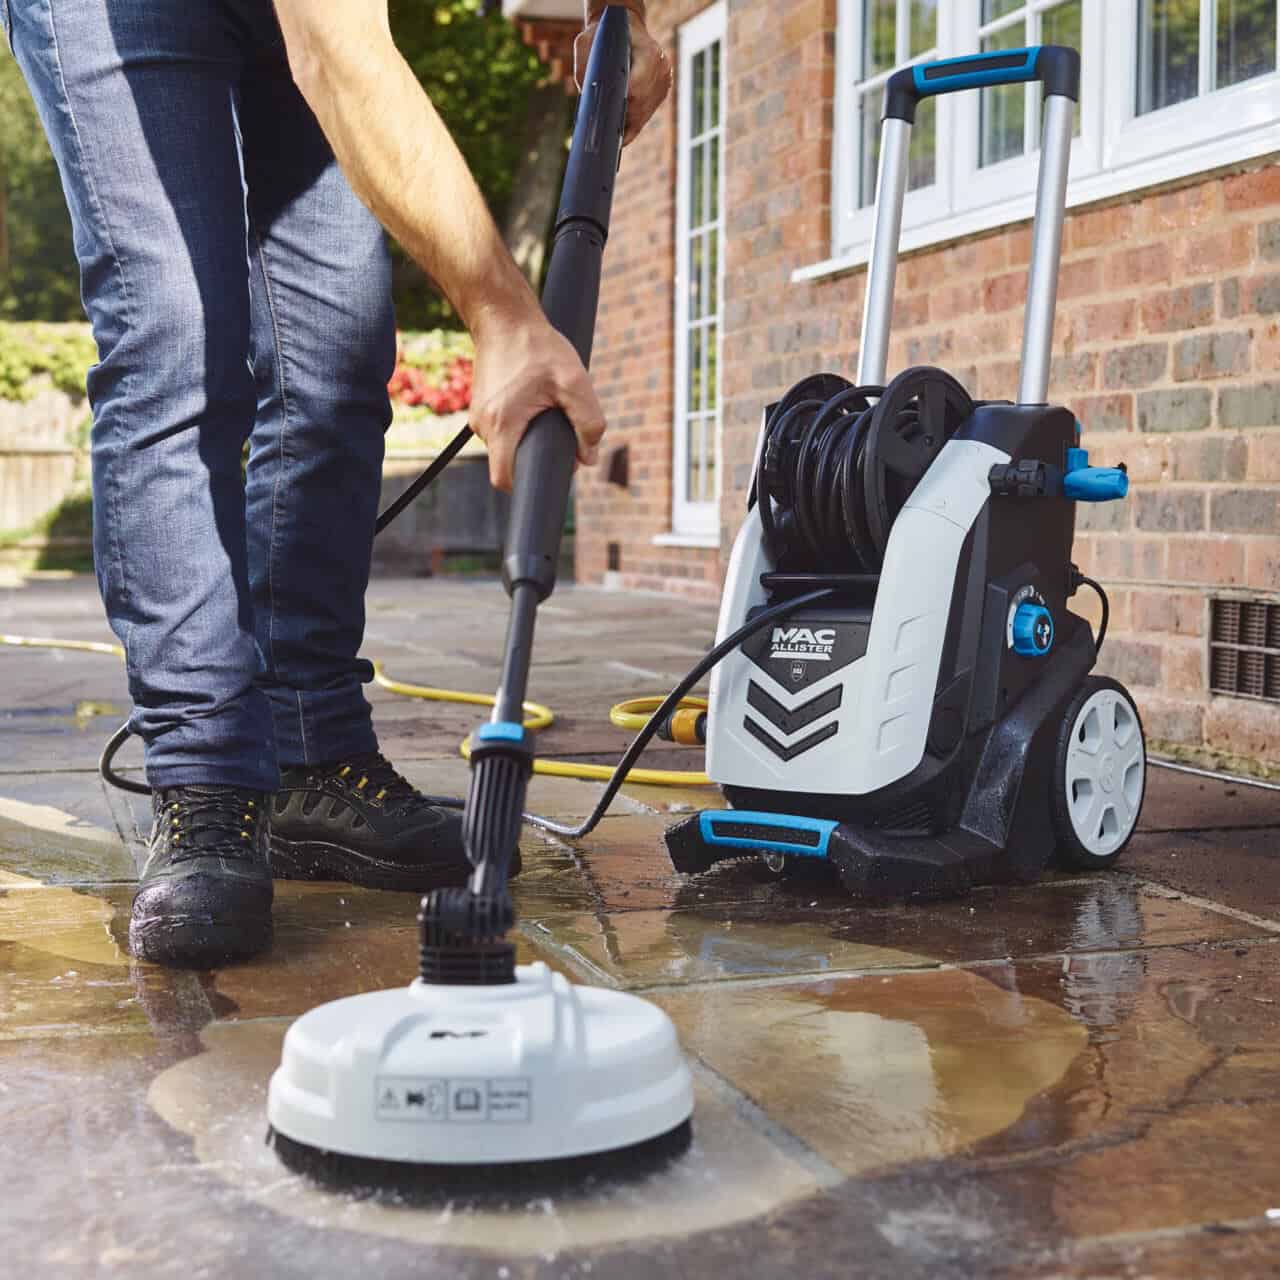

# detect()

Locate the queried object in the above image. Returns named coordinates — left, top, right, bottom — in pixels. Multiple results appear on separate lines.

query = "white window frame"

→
left=670, top=1, right=726, bottom=543
left=805, top=0, right=1280, bottom=283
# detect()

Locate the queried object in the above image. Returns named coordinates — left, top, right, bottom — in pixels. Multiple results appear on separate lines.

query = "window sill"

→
left=795, top=115, right=1280, bottom=287
left=652, top=531, right=720, bottom=549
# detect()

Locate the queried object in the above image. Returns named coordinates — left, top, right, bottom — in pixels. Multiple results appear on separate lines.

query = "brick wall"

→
left=576, top=0, right=1280, bottom=765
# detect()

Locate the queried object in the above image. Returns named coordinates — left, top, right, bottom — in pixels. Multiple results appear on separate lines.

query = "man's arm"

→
left=273, top=0, right=604, bottom=492
left=578, top=2, right=671, bottom=144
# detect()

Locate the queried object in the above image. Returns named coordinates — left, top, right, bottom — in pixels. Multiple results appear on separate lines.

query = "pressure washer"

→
left=6, top=27, right=1149, bottom=1176
left=665, top=45, right=1147, bottom=898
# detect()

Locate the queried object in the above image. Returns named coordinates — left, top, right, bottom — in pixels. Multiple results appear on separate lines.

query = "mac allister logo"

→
left=769, top=625, right=836, bottom=663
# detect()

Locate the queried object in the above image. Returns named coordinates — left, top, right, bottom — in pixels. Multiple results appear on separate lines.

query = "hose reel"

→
left=757, top=365, right=974, bottom=573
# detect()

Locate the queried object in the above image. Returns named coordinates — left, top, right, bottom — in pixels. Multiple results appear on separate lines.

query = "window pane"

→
left=860, top=86, right=935, bottom=205
left=859, top=85, right=882, bottom=205
left=704, top=439, right=717, bottom=504
left=688, top=328, right=704, bottom=413
left=980, top=22, right=1027, bottom=166
left=707, top=231, right=719, bottom=316
left=864, top=0, right=897, bottom=77
left=1137, top=0, right=1200, bottom=116
left=708, top=139, right=720, bottom=222
left=706, top=324, right=718, bottom=413
left=982, top=0, right=1023, bottom=22
left=690, top=234, right=704, bottom=320
left=1217, top=0, right=1277, bottom=90
left=709, top=39, right=721, bottom=125
left=1041, top=0, right=1083, bottom=137
left=690, top=141, right=704, bottom=229
left=909, top=0, right=937, bottom=57
left=687, top=417, right=701, bottom=501
left=692, top=49, right=706, bottom=134
left=910, top=95, right=936, bottom=189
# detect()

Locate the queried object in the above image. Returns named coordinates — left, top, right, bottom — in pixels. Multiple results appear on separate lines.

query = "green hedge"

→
left=0, top=322, right=471, bottom=407
left=0, top=321, right=95, bottom=402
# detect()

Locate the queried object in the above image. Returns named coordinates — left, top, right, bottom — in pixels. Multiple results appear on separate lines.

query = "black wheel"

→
left=1050, top=676, right=1146, bottom=870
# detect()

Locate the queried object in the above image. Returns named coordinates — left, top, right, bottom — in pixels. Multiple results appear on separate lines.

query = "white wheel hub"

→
left=1065, top=688, right=1145, bottom=858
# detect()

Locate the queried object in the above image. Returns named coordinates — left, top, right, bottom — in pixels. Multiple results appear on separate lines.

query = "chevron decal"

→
left=743, top=715, right=839, bottom=762
left=746, top=680, right=843, bottom=735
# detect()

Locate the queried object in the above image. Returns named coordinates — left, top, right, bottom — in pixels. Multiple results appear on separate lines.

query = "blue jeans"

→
left=4, top=0, right=396, bottom=790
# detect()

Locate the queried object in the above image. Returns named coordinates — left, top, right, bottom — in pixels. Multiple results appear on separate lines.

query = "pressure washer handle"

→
left=502, top=5, right=631, bottom=603
left=857, top=44, right=1079, bottom=406
left=883, top=46, right=1080, bottom=119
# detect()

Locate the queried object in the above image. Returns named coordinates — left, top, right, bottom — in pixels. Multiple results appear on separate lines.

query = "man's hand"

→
left=469, top=302, right=606, bottom=493
left=576, top=4, right=670, bottom=144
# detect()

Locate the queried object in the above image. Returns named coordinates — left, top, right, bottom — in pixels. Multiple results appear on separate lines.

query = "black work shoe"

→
left=271, top=752, right=506, bottom=892
left=129, top=786, right=273, bottom=968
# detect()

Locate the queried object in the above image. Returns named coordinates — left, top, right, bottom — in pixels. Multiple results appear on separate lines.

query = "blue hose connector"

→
left=1063, top=446, right=1129, bottom=502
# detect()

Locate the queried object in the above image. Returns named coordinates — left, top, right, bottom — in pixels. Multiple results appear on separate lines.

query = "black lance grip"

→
left=501, top=4, right=631, bottom=601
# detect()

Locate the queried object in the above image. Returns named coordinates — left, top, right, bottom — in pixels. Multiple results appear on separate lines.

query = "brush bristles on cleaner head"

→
left=267, top=1119, right=694, bottom=1201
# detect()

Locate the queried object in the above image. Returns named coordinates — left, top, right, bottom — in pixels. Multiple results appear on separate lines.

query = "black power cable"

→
left=1076, top=572, right=1110, bottom=655
left=375, top=425, right=474, bottom=535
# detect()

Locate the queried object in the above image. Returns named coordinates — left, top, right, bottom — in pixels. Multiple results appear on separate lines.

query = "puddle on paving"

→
left=529, top=876, right=1257, bottom=988
left=0, top=860, right=586, bottom=1039
left=0, top=870, right=123, bottom=967
left=147, top=1020, right=823, bottom=1253
left=0, top=869, right=149, bottom=1039
left=656, top=967, right=1088, bottom=1176
left=527, top=909, right=936, bottom=986
left=0, top=797, right=133, bottom=883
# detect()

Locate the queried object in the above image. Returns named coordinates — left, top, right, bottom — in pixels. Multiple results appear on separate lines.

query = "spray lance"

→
left=419, top=4, right=629, bottom=983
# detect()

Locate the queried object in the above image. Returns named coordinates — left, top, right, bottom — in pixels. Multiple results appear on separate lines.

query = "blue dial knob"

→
left=1012, top=603, right=1054, bottom=657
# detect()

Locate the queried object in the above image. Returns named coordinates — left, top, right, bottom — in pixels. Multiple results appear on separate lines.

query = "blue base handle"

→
left=699, top=810, right=836, bottom=859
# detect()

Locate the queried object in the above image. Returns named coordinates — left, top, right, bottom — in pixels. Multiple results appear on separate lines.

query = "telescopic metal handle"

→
left=856, top=45, right=1080, bottom=404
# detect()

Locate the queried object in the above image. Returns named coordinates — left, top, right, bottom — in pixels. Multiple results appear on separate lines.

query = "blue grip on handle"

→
left=914, top=47, right=1040, bottom=96
left=886, top=45, right=1078, bottom=121
left=1063, top=467, right=1129, bottom=502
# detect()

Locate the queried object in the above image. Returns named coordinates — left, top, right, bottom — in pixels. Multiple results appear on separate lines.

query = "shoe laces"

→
left=157, top=787, right=264, bottom=863
left=332, top=752, right=422, bottom=812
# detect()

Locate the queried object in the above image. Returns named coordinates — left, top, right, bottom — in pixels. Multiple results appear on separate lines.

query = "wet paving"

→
left=2, top=573, right=1279, bottom=1278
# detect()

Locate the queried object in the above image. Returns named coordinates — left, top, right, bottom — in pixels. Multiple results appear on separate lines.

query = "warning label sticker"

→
left=375, top=1076, right=532, bottom=1124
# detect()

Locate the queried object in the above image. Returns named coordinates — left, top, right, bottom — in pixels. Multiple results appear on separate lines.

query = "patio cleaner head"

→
left=664, top=45, right=1149, bottom=899
left=267, top=7, right=693, bottom=1180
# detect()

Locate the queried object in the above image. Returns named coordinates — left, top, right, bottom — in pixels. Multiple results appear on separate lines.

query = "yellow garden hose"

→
left=1, top=634, right=125, bottom=659
left=1, top=634, right=712, bottom=788
left=371, top=663, right=711, bottom=787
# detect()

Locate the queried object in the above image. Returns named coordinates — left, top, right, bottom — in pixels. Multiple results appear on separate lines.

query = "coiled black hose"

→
left=756, top=365, right=974, bottom=573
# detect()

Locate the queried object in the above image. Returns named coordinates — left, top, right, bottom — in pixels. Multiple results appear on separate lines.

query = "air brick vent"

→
left=1209, top=598, right=1280, bottom=703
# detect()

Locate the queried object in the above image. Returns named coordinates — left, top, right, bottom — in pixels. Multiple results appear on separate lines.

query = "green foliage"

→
left=388, top=0, right=547, bottom=329
left=0, top=52, right=80, bottom=321
left=0, top=321, right=96, bottom=401
left=0, top=7, right=547, bottom=331
left=0, top=489, right=94, bottom=572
